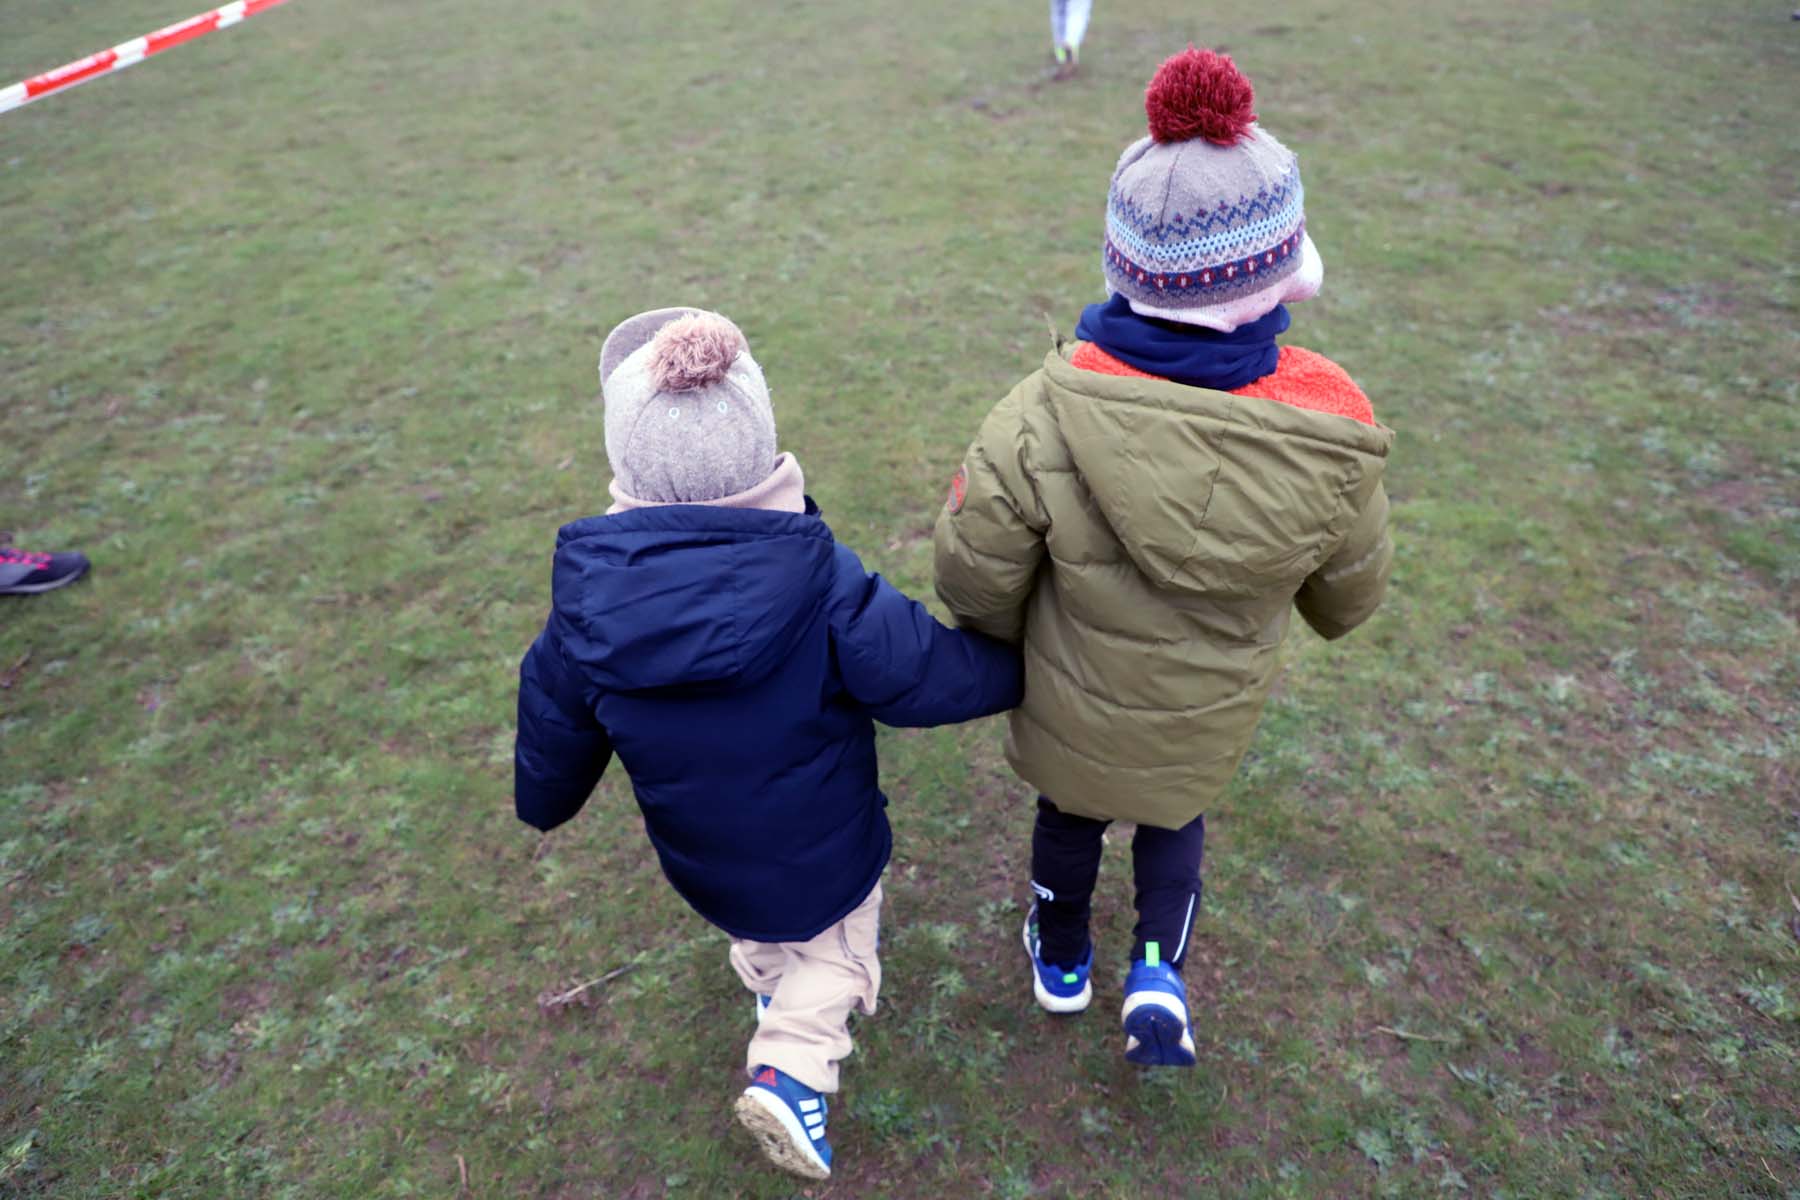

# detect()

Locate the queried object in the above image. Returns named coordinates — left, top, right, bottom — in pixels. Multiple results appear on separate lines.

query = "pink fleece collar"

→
left=607, top=452, right=806, bottom=515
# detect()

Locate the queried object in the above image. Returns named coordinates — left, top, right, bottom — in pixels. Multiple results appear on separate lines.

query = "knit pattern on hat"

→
left=1104, top=144, right=1306, bottom=310
left=1103, top=48, right=1315, bottom=331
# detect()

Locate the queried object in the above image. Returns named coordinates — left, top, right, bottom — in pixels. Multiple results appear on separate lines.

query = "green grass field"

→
left=3, top=0, right=1797, bottom=1195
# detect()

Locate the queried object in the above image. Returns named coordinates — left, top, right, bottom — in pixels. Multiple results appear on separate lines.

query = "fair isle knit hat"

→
left=599, top=307, right=778, bottom=504
left=1103, top=47, right=1323, bottom=333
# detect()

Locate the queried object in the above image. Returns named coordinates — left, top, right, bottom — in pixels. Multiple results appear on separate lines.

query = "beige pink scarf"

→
left=607, top=452, right=806, bottom=515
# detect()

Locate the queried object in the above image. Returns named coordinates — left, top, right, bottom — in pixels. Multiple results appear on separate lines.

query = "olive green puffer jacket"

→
left=933, top=342, right=1394, bottom=828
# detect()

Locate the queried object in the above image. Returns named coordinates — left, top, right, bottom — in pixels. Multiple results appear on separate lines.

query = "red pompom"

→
left=1144, top=46, right=1257, bottom=146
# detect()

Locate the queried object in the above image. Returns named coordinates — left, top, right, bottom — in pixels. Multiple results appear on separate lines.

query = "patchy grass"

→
left=2, top=0, right=1797, bottom=1195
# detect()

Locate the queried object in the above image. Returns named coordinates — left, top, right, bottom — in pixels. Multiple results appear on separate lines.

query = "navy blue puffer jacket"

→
left=514, top=501, right=1023, bottom=942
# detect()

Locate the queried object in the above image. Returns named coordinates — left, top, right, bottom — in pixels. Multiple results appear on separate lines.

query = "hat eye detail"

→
left=716, top=400, right=729, bottom=414
left=667, top=406, right=680, bottom=419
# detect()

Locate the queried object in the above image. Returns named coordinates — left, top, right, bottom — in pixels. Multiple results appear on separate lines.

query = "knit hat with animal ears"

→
left=598, top=308, right=778, bottom=504
left=1102, top=47, right=1324, bottom=332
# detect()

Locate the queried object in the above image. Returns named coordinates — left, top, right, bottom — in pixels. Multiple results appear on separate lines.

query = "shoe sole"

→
left=1121, top=993, right=1196, bottom=1068
left=1032, top=971, right=1092, bottom=1013
left=0, top=565, right=89, bottom=595
left=734, top=1088, right=830, bottom=1181
left=1022, top=915, right=1091, bottom=1014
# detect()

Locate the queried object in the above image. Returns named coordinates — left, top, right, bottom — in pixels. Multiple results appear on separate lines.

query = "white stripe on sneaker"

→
left=798, top=1098, right=820, bottom=1113
left=735, top=1087, right=830, bottom=1180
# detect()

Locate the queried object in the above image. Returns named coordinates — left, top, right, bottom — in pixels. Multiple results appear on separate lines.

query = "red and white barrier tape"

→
left=1, top=0, right=292, bottom=116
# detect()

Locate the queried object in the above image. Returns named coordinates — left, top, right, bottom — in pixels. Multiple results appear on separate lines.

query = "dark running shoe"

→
left=1121, top=952, right=1197, bottom=1068
left=1023, top=901, right=1093, bottom=1013
left=0, top=547, right=90, bottom=595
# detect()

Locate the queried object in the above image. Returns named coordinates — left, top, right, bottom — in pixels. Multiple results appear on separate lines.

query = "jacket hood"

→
left=1040, top=347, right=1393, bottom=597
left=548, top=504, right=836, bottom=693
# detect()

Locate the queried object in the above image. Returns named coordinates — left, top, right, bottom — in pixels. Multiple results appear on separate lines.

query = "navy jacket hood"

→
left=550, top=504, right=833, bottom=694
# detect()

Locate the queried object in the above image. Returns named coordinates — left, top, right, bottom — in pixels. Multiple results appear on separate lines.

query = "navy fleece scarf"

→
left=1074, top=295, right=1288, bottom=391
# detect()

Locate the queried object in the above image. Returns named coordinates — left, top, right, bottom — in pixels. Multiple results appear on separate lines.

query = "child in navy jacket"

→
left=513, top=308, right=1022, bottom=1182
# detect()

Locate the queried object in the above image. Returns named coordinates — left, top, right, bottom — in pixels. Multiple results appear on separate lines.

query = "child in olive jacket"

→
left=933, top=49, right=1393, bottom=1067
left=516, top=308, right=1022, bottom=1179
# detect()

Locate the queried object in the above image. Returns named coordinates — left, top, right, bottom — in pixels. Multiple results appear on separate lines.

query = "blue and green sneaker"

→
left=1022, top=902, right=1093, bottom=1013
left=1120, top=945, right=1196, bottom=1067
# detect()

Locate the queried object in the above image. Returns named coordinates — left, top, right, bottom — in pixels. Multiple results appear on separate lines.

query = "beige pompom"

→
left=648, top=313, right=747, bottom=393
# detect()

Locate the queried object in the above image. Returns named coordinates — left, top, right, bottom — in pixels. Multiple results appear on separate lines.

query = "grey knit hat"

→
left=1103, top=47, right=1323, bottom=332
left=598, top=307, right=777, bottom=504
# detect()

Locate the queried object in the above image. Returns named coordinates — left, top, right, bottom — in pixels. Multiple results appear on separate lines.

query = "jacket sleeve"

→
left=931, top=387, right=1048, bottom=644
left=830, top=545, right=1024, bottom=728
left=1294, top=481, right=1394, bottom=640
left=514, top=626, right=613, bottom=832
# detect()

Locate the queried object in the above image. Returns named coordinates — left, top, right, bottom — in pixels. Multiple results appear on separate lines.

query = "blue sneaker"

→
left=1120, top=947, right=1196, bottom=1067
left=735, top=1065, right=832, bottom=1180
left=1022, top=902, right=1092, bottom=1013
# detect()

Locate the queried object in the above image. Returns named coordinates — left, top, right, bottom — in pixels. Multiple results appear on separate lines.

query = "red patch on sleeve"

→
left=946, top=464, right=968, bottom=513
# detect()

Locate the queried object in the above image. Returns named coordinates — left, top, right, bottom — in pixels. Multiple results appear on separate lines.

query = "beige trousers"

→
left=727, top=882, right=882, bottom=1093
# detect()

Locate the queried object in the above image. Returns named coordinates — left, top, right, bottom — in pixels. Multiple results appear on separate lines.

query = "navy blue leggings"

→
left=1030, top=795, right=1205, bottom=971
